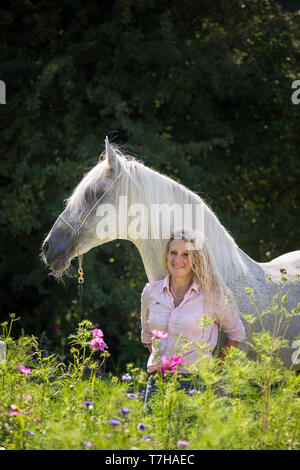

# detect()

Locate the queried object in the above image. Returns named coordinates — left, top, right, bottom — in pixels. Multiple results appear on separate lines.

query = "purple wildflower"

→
left=84, top=401, right=93, bottom=410
left=122, top=373, right=132, bottom=381
left=83, top=441, right=93, bottom=449
left=188, top=389, right=201, bottom=395
left=109, top=419, right=121, bottom=426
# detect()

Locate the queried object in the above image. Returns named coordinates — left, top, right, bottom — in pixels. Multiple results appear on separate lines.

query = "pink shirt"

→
left=141, top=274, right=246, bottom=373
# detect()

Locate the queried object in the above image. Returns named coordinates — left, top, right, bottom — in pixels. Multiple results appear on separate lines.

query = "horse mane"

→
left=65, top=144, right=247, bottom=280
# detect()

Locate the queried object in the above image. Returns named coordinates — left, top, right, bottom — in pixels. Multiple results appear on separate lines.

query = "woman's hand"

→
left=146, top=343, right=152, bottom=353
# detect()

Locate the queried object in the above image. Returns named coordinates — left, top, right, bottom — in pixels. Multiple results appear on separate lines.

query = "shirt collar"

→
left=160, top=274, right=200, bottom=295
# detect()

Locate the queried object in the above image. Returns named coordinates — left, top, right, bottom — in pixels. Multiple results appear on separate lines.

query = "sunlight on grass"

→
left=0, top=279, right=299, bottom=450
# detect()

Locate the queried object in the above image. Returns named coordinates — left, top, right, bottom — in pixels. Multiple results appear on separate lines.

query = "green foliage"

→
left=0, top=303, right=299, bottom=450
left=0, top=0, right=299, bottom=368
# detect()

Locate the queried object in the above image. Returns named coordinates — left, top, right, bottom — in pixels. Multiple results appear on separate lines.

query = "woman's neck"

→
left=169, top=274, right=193, bottom=293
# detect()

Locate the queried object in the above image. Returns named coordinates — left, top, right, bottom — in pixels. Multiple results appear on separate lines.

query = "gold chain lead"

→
left=78, top=267, right=84, bottom=284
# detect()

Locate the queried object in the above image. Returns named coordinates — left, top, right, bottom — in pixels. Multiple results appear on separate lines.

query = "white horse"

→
left=42, top=138, right=300, bottom=369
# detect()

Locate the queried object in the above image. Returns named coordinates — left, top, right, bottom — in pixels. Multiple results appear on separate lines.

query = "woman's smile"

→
left=167, top=239, right=193, bottom=279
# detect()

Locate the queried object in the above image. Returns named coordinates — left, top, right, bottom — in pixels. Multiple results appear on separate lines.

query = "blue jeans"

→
left=143, top=374, right=204, bottom=415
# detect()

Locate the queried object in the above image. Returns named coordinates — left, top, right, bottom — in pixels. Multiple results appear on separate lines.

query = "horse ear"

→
left=105, top=136, right=116, bottom=171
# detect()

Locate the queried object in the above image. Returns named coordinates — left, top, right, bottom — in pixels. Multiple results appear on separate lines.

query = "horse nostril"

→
left=42, top=240, right=50, bottom=255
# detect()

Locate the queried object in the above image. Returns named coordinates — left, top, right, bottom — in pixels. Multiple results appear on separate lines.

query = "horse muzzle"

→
left=42, top=232, right=74, bottom=272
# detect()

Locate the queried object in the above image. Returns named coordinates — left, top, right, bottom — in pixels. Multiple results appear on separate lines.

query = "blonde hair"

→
left=162, top=229, right=233, bottom=311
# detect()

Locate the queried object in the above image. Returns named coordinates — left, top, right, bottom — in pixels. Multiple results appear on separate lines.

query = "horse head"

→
left=41, top=138, right=121, bottom=274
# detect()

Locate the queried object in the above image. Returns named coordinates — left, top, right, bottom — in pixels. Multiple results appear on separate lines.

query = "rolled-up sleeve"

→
left=213, top=294, right=246, bottom=343
left=141, top=283, right=152, bottom=344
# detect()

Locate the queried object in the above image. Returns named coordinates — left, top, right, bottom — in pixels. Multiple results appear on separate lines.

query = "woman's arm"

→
left=140, top=283, right=153, bottom=346
left=146, top=343, right=152, bottom=353
left=214, top=293, right=246, bottom=362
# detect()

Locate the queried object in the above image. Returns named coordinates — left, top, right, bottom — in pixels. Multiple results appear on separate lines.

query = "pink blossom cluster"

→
left=7, top=403, right=32, bottom=417
left=90, top=328, right=108, bottom=352
left=176, top=440, right=189, bottom=449
left=18, top=364, right=31, bottom=375
left=151, top=329, right=168, bottom=339
left=157, top=355, right=184, bottom=377
left=8, top=404, right=22, bottom=416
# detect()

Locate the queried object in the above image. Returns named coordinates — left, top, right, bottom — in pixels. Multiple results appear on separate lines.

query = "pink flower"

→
left=9, top=410, right=22, bottom=416
left=90, top=337, right=108, bottom=351
left=176, top=440, right=189, bottom=448
left=8, top=405, right=22, bottom=416
left=90, top=327, right=107, bottom=351
left=52, top=325, right=61, bottom=332
left=92, top=328, right=104, bottom=338
left=158, top=355, right=184, bottom=376
left=18, top=365, right=31, bottom=375
left=161, top=355, right=184, bottom=368
left=151, top=329, right=168, bottom=339
left=21, top=394, right=32, bottom=401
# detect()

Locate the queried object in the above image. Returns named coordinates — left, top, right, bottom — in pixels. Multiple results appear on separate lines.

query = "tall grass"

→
left=0, top=276, right=299, bottom=450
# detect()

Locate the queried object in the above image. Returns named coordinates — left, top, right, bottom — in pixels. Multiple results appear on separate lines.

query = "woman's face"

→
left=167, top=239, right=193, bottom=280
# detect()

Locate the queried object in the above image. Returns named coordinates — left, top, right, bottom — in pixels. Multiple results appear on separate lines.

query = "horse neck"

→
left=132, top=238, right=165, bottom=282
left=120, top=163, right=251, bottom=283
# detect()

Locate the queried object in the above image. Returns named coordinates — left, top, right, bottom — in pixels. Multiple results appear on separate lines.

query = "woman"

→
left=140, top=229, right=246, bottom=409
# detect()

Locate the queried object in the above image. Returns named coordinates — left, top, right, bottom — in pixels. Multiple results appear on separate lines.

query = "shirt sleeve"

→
left=140, top=282, right=152, bottom=344
left=213, top=293, right=246, bottom=343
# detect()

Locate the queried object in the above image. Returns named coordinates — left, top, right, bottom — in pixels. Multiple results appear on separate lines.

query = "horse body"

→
left=42, top=138, right=300, bottom=369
